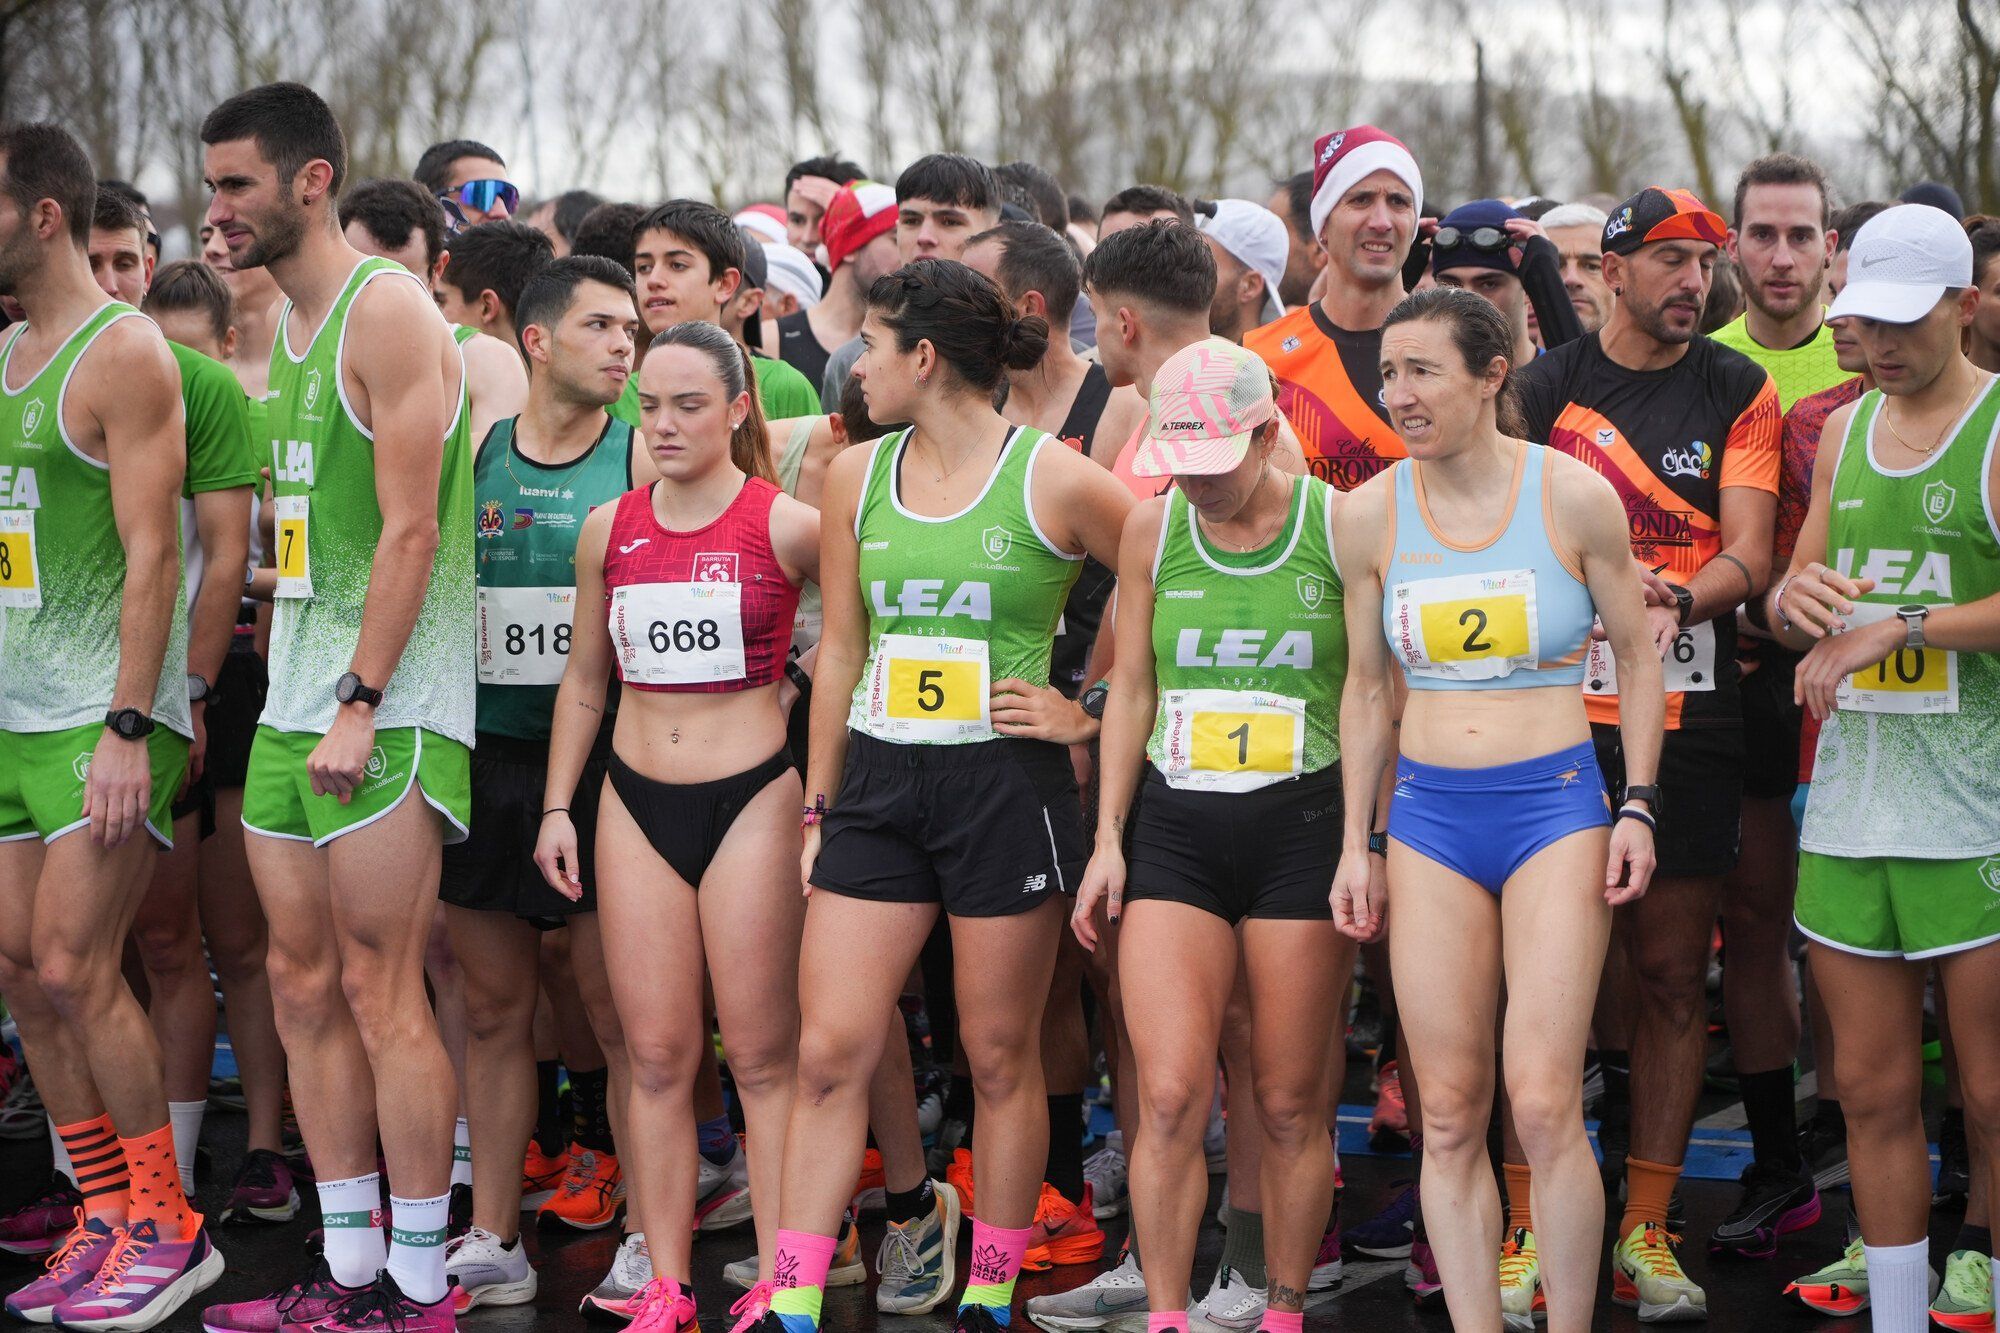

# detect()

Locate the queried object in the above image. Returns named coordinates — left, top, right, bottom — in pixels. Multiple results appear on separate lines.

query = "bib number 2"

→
left=1391, top=568, right=1540, bottom=682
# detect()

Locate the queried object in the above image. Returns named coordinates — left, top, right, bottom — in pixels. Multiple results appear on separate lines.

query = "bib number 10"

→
left=1837, top=604, right=1957, bottom=714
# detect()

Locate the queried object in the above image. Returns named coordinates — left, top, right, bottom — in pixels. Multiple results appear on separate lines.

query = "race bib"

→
left=1390, top=568, right=1539, bottom=681
left=272, top=494, right=311, bottom=599
left=861, top=632, right=991, bottom=742
left=1157, top=688, right=1306, bottom=793
left=478, top=585, right=575, bottom=686
left=0, top=510, right=40, bottom=610
left=609, top=582, right=746, bottom=686
left=1836, top=603, right=1957, bottom=715
left=1584, top=620, right=1717, bottom=696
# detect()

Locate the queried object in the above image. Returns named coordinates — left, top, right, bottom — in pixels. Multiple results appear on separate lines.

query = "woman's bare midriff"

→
left=1399, top=684, right=1593, bottom=771
left=610, top=682, right=791, bottom=783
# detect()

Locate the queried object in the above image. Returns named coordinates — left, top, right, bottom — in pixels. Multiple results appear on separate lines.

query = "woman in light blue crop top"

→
left=1329, top=289, right=1666, bottom=1333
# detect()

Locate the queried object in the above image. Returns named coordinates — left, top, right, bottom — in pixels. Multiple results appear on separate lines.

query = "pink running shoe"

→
left=1406, top=1239, right=1444, bottom=1303
left=625, top=1277, right=698, bottom=1332
left=728, top=1280, right=775, bottom=1333
left=1310, top=1219, right=1344, bottom=1291
left=3, top=1212, right=116, bottom=1322
left=306, top=1273, right=456, bottom=1332
left=51, top=1217, right=225, bottom=1331
left=0, top=1173, right=84, bottom=1257
left=200, top=1258, right=358, bottom=1332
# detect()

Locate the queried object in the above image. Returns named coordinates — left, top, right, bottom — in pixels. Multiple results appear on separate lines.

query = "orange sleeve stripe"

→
left=1719, top=377, right=1782, bottom=494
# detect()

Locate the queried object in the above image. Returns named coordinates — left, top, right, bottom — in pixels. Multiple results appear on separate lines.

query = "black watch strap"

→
left=104, top=708, right=155, bottom=740
left=1621, top=783, right=1662, bottom=813
left=1367, top=831, right=1389, bottom=856
left=785, top=659, right=812, bottom=692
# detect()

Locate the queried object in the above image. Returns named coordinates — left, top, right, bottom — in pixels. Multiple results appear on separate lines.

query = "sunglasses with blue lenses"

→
left=439, top=178, right=519, bottom=216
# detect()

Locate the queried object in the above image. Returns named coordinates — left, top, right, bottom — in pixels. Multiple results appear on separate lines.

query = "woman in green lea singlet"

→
left=751, top=260, right=1131, bottom=1333
left=1332, top=289, right=1662, bottom=1333
left=1073, top=337, right=1348, bottom=1333
left=1769, top=205, right=2000, bottom=1333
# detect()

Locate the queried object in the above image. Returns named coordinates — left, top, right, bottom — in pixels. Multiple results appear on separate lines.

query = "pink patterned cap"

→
left=1133, top=337, right=1278, bottom=478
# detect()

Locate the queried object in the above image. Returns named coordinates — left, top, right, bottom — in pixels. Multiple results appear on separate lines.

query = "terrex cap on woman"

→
left=1133, top=337, right=1278, bottom=478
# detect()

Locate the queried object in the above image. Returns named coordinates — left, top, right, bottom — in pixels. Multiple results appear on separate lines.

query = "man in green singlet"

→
left=0, top=121, right=220, bottom=1326
left=201, top=81, right=474, bottom=1328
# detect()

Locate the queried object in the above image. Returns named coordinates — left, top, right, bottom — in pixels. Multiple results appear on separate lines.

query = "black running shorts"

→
left=1124, top=764, right=1341, bottom=923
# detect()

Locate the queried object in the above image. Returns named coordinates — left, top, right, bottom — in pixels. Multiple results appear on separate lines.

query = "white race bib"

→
left=0, top=510, right=40, bottom=610
left=861, top=632, right=992, bottom=742
left=478, top=585, right=575, bottom=686
left=1835, top=602, right=1957, bottom=715
left=272, top=494, right=312, bottom=599
left=1390, top=568, right=1540, bottom=681
left=609, top=582, right=746, bottom=685
left=1584, top=620, right=1717, bottom=696
left=1157, top=688, right=1306, bottom=793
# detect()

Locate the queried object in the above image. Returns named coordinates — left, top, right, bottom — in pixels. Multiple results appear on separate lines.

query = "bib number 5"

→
left=861, top=632, right=992, bottom=742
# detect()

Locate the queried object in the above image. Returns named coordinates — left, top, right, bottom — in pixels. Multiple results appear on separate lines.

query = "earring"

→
left=915, top=372, right=929, bottom=386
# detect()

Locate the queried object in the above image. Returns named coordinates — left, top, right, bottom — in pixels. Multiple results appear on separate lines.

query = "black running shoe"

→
left=1709, top=1160, right=1820, bottom=1259
left=1798, top=1114, right=1850, bottom=1190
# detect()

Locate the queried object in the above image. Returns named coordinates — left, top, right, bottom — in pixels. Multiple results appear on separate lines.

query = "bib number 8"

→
left=0, top=511, right=36, bottom=609
left=647, top=619, right=722, bottom=655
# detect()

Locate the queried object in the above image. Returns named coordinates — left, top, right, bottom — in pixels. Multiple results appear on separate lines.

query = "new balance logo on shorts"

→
left=1022, top=873, right=1048, bottom=894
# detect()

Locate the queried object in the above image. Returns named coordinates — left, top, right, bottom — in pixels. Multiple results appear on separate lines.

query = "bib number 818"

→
left=649, top=619, right=722, bottom=654
left=505, top=622, right=571, bottom=657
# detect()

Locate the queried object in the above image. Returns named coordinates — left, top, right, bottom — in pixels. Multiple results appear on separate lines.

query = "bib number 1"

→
left=0, top=510, right=40, bottom=610
left=1158, top=688, right=1306, bottom=793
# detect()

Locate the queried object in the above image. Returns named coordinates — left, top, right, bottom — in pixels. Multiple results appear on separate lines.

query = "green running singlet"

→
left=848, top=425, right=1082, bottom=744
left=0, top=303, right=192, bottom=738
left=1146, top=474, right=1346, bottom=790
left=1802, top=380, right=2000, bottom=860
left=262, top=258, right=475, bottom=743
left=473, top=415, right=634, bottom=740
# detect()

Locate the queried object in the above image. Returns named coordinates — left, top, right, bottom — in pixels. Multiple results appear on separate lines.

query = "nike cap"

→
left=1195, top=198, right=1288, bottom=326
left=1828, top=203, right=1974, bottom=325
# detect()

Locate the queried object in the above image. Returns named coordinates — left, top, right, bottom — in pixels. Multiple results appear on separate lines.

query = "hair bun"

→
left=1000, top=314, right=1051, bottom=371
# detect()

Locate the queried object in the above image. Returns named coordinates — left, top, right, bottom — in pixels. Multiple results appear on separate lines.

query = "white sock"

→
left=49, top=1115, right=75, bottom=1186
left=451, top=1117, right=473, bottom=1189
left=317, top=1172, right=388, bottom=1288
left=386, top=1192, right=451, bottom=1305
left=1862, top=1238, right=1931, bottom=1333
left=168, top=1101, right=206, bottom=1195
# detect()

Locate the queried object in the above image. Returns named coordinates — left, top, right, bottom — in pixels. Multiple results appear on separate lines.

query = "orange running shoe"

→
left=521, top=1140, right=568, bottom=1211
left=945, top=1148, right=975, bottom=1220
left=853, top=1148, right=887, bottom=1216
left=1024, top=1183, right=1104, bottom=1271
left=537, top=1144, right=623, bottom=1231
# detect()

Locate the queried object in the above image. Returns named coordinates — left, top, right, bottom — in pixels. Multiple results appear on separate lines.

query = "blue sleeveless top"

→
left=1381, top=444, right=1594, bottom=691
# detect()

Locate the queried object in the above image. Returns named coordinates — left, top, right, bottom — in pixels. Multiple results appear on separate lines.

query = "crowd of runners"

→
left=0, top=77, right=1996, bottom=1333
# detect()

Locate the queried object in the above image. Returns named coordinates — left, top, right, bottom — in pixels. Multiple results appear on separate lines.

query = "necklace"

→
left=1199, top=466, right=1287, bottom=552
left=1882, top=372, right=1987, bottom=457
left=504, top=435, right=596, bottom=496
left=913, top=426, right=993, bottom=485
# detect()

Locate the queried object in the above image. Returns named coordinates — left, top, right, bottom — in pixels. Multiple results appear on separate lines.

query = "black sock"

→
left=1044, top=1093, right=1085, bottom=1200
left=533, top=1060, right=565, bottom=1154
left=570, top=1066, right=614, bottom=1154
left=1739, top=1066, right=1801, bottom=1171
left=885, top=1178, right=934, bottom=1228
left=1955, top=1223, right=1992, bottom=1255
left=1600, top=1050, right=1630, bottom=1112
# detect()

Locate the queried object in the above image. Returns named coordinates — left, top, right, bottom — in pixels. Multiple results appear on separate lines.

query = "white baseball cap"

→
left=1829, top=204, right=1974, bottom=325
left=1196, top=199, right=1288, bottom=327
left=759, top=243, right=824, bottom=310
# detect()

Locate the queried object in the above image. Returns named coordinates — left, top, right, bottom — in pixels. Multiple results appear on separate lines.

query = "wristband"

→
left=1615, top=805, right=1657, bottom=832
left=1713, top=552, right=1753, bottom=600
left=785, top=659, right=812, bottom=693
left=1772, top=574, right=1798, bottom=632
left=801, top=793, right=828, bottom=827
left=541, top=808, right=569, bottom=819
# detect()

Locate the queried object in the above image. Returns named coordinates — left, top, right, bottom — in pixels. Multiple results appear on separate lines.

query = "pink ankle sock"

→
left=1148, top=1314, right=1189, bottom=1333
left=1260, top=1311, right=1304, bottom=1333
left=768, top=1229, right=837, bottom=1321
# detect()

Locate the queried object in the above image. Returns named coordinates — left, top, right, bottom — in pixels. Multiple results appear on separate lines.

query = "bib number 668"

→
left=648, top=618, right=722, bottom=654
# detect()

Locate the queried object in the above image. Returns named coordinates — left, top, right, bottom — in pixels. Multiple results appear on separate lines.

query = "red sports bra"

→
left=600, top=477, right=801, bottom=693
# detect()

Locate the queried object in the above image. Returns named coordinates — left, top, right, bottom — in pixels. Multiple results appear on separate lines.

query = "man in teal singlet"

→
left=438, top=254, right=643, bottom=1309
left=201, top=82, right=473, bottom=1327
left=0, top=122, right=221, bottom=1326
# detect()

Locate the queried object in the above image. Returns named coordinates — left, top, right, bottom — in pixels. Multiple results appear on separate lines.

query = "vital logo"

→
left=1980, top=856, right=2000, bottom=894
left=21, top=398, right=44, bottom=437
left=1296, top=573, right=1326, bottom=610
left=1922, top=478, right=1957, bottom=525
left=303, top=367, right=323, bottom=411
left=477, top=500, right=504, bottom=538
left=981, top=525, right=1013, bottom=562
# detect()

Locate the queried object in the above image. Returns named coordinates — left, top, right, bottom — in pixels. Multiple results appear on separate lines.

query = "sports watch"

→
left=104, top=708, right=155, bottom=740
left=1666, top=584, right=1695, bottom=627
left=1621, top=783, right=1662, bottom=813
left=335, top=672, right=384, bottom=708
left=186, top=673, right=210, bottom=705
left=1367, top=831, right=1390, bottom=857
left=1079, top=680, right=1110, bottom=721
left=1895, top=604, right=1929, bottom=648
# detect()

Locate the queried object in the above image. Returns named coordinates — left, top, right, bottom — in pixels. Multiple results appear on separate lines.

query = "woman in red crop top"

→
left=536, top=321, right=820, bottom=1325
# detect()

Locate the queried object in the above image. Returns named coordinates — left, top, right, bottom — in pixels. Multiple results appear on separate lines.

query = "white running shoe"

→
left=1025, top=1249, right=1152, bottom=1332
left=446, top=1226, right=538, bottom=1311
left=1084, top=1143, right=1129, bottom=1219
left=1190, top=1265, right=1266, bottom=1332
left=694, top=1143, right=754, bottom=1232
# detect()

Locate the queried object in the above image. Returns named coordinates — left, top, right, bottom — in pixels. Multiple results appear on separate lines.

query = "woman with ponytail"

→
left=742, top=259, right=1133, bottom=1333
left=534, top=319, right=821, bottom=1332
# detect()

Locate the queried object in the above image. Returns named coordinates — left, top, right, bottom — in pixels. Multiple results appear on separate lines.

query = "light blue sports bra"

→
left=1380, top=444, right=1595, bottom=691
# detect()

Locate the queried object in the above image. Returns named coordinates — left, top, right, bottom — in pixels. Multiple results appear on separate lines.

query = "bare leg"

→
left=200, top=788, right=286, bottom=1154
left=870, top=1014, right=928, bottom=1194
left=443, top=905, right=540, bottom=1240
left=1809, top=945, right=1927, bottom=1244
left=1621, top=875, right=1723, bottom=1168
left=132, top=814, right=217, bottom=1107
left=1219, top=964, right=1263, bottom=1213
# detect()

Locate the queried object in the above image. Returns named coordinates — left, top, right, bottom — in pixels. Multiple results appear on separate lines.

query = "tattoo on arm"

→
left=578, top=701, right=602, bottom=715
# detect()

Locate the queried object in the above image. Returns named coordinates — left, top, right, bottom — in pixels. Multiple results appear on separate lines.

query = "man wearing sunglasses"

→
left=1428, top=198, right=1584, bottom=364
left=415, top=139, right=518, bottom=228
